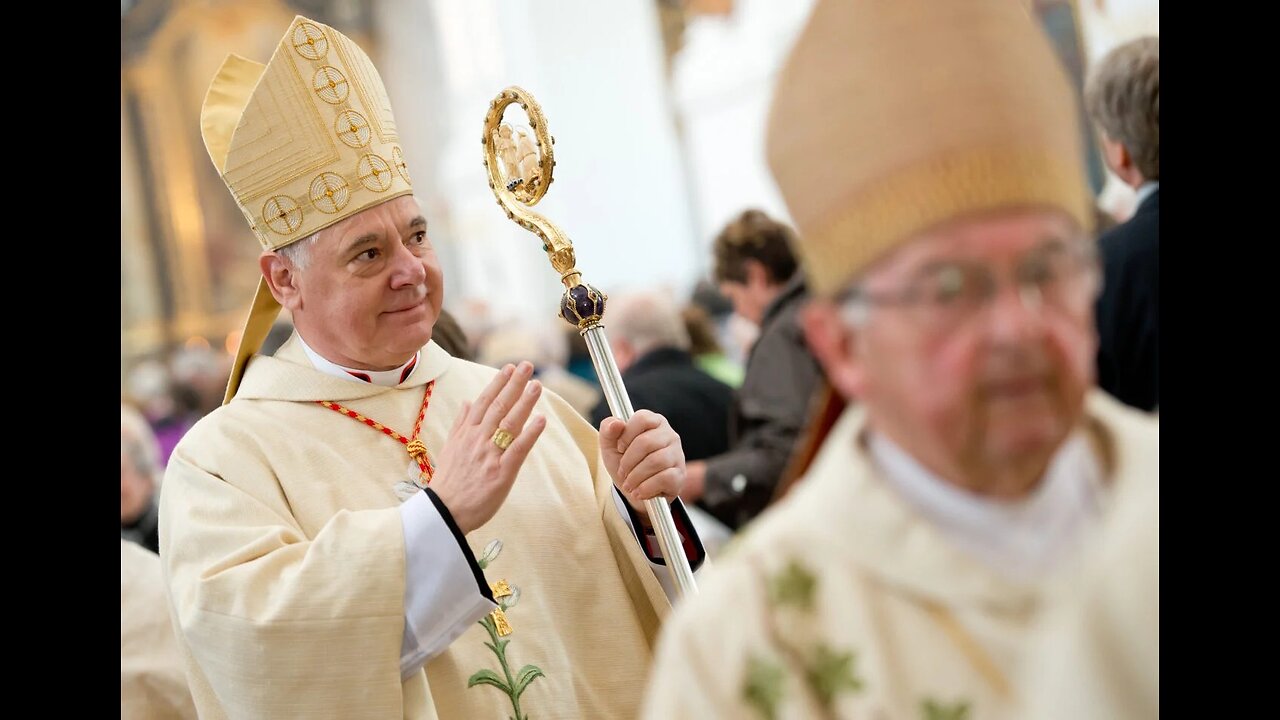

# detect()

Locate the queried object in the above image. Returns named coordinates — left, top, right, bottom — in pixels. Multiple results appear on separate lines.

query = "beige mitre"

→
left=200, top=15, right=415, bottom=402
left=766, top=0, right=1095, bottom=296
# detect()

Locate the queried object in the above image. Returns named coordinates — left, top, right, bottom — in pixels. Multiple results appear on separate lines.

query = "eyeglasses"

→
left=839, top=240, right=1100, bottom=332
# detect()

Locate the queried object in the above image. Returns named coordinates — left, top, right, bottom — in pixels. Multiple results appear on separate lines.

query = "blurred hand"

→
left=431, top=362, right=546, bottom=534
left=599, top=410, right=686, bottom=516
left=680, top=461, right=707, bottom=503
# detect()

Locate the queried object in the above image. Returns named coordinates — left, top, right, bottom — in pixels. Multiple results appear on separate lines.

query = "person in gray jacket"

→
left=681, top=209, right=825, bottom=530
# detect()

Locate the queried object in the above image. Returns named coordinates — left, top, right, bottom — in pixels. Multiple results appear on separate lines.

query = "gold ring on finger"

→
left=491, top=427, right=515, bottom=452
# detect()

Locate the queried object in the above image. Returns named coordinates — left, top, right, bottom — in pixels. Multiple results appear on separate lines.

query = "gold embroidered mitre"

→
left=201, top=15, right=414, bottom=251
left=766, top=0, right=1094, bottom=296
left=200, top=16, right=416, bottom=403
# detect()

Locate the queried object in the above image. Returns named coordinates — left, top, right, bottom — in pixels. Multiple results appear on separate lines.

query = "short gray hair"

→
left=608, top=291, right=691, bottom=355
left=276, top=233, right=320, bottom=270
left=1085, top=36, right=1159, bottom=180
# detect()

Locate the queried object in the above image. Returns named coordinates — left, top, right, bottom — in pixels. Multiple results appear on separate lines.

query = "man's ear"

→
left=1100, top=134, right=1136, bottom=184
left=260, top=252, right=303, bottom=312
left=800, top=299, right=868, bottom=402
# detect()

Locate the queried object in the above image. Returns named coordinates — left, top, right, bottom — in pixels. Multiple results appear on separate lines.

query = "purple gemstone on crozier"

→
left=567, top=285, right=592, bottom=316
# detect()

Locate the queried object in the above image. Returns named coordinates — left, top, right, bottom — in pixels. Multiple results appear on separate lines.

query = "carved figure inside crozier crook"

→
left=513, top=128, right=541, bottom=192
left=494, top=124, right=523, bottom=191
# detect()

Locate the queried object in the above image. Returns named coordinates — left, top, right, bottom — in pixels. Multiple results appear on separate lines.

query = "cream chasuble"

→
left=1016, top=452, right=1160, bottom=719
left=121, top=539, right=198, bottom=719
left=160, top=335, right=674, bottom=719
left=641, top=391, right=1158, bottom=719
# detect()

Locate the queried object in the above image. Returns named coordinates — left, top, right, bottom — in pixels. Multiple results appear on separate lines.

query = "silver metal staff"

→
left=481, top=86, right=698, bottom=598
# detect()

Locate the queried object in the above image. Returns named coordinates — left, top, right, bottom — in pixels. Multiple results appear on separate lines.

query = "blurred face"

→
left=264, top=195, right=445, bottom=370
left=611, top=338, right=638, bottom=373
left=120, top=445, right=153, bottom=524
left=802, top=209, right=1099, bottom=497
left=719, top=260, right=780, bottom=327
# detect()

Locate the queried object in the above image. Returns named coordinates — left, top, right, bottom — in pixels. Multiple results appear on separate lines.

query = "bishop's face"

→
left=271, top=195, right=445, bottom=370
left=803, top=208, right=1099, bottom=497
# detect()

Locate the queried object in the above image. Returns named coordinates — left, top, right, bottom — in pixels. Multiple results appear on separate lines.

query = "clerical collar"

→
left=868, top=429, right=1105, bottom=583
left=297, top=335, right=420, bottom=387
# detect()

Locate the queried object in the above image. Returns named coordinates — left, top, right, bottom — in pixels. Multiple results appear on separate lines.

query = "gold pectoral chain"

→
left=317, top=380, right=436, bottom=483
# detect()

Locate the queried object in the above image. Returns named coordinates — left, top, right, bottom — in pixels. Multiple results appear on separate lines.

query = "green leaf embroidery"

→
left=769, top=560, right=817, bottom=611
left=742, top=655, right=786, bottom=720
left=467, top=668, right=510, bottom=693
left=513, top=664, right=545, bottom=696
left=806, top=645, right=864, bottom=707
left=921, top=698, right=971, bottom=720
left=466, top=547, right=545, bottom=720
